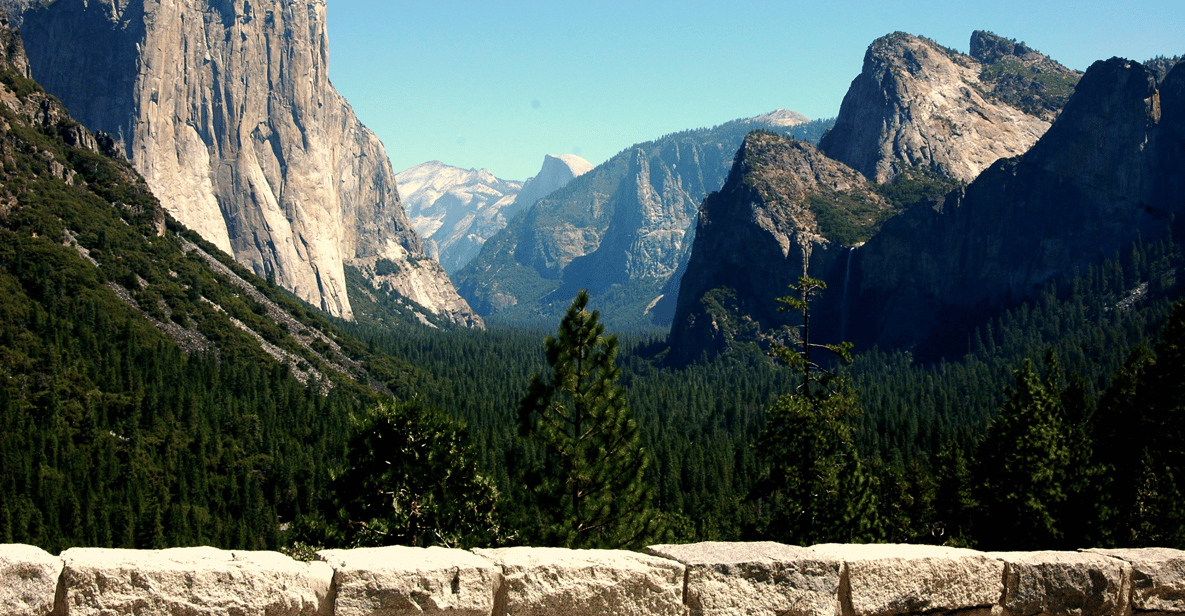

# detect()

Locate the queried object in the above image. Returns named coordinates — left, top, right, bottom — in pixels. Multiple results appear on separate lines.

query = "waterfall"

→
left=840, top=246, right=856, bottom=341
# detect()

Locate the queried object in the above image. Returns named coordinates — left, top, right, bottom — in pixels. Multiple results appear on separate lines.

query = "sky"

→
left=325, top=1, right=1184, bottom=182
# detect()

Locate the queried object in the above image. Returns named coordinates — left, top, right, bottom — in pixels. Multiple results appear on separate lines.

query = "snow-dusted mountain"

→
left=396, top=162, right=522, bottom=274
left=397, top=154, right=592, bottom=273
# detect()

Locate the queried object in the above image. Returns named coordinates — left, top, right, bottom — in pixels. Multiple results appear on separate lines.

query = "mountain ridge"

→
left=6, top=0, right=480, bottom=327
left=455, top=113, right=835, bottom=329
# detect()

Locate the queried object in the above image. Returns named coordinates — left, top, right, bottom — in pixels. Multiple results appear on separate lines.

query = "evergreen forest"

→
left=3, top=48, right=1185, bottom=556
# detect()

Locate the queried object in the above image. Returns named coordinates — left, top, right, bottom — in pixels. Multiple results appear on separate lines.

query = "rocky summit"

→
left=668, top=131, right=887, bottom=363
left=397, top=161, right=523, bottom=274
left=397, top=154, right=591, bottom=276
left=7, top=0, right=479, bottom=326
left=819, top=32, right=1070, bottom=184
left=852, top=57, right=1185, bottom=350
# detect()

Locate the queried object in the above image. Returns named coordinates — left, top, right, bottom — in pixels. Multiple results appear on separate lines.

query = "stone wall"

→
left=3, top=542, right=1183, bottom=616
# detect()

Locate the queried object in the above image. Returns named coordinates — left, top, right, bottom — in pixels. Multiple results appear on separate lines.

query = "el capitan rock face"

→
left=819, top=32, right=1069, bottom=184
left=9, top=0, right=478, bottom=326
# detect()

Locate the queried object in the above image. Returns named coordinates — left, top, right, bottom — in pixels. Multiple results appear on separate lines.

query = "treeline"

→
left=3, top=64, right=1182, bottom=551
left=333, top=234, right=1185, bottom=549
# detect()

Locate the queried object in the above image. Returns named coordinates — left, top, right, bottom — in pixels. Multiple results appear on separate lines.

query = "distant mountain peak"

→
left=396, top=161, right=523, bottom=274
left=512, top=153, right=594, bottom=213
left=749, top=109, right=810, bottom=127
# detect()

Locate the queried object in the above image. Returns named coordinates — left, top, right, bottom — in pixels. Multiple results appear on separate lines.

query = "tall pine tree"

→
left=518, top=291, right=666, bottom=549
left=752, top=277, right=875, bottom=544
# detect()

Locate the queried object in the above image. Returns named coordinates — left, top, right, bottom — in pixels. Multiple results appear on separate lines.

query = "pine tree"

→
left=973, top=355, right=1072, bottom=549
left=518, top=290, right=666, bottom=549
left=330, top=398, right=506, bottom=549
left=752, top=277, right=873, bottom=544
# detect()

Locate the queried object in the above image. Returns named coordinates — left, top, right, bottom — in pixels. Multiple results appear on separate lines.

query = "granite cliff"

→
left=7, top=0, right=479, bottom=326
left=668, top=131, right=888, bottom=363
left=455, top=113, right=832, bottom=329
left=667, top=32, right=1185, bottom=362
left=669, top=55, right=1182, bottom=361
left=819, top=31, right=1075, bottom=183
left=512, top=154, right=595, bottom=220
left=853, top=57, right=1185, bottom=350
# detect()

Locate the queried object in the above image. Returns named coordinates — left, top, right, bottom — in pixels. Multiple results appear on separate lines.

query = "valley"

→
left=0, top=0, right=1182, bottom=555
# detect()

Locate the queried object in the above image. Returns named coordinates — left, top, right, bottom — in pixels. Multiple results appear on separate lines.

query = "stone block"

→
left=60, top=546, right=333, bottom=616
left=474, top=546, right=685, bottom=616
left=0, top=543, right=62, bottom=616
left=1088, top=548, right=1185, bottom=613
left=317, top=545, right=501, bottom=616
left=647, top=541, right=842, bottom=616
left=811, top=543, right=1004, bottom=616
left=990, top=550, right=1129, bottom=616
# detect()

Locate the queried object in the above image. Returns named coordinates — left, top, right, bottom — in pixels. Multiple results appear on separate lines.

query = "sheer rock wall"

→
left=5, top=0, right=478, bottom=325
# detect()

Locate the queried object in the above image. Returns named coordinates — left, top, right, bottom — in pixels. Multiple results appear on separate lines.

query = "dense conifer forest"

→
left=338, top=232, right=1185, bottom=549
left=2, top=42, right=1184, bottom=554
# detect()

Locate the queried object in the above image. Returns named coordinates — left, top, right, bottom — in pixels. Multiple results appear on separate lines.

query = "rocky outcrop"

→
left=456, top=112, right=821, bottom=328
left=853, top=57, right=1183, bottom=349
left=970, top=31, right=1083, bottom=122
left=668, top=131, right=887, bottom=363
left=8, top=0, right=478, bottom=326
left=7, top=543, right=1185, bottom=616
left=819, top=32, right=1060, bottom=183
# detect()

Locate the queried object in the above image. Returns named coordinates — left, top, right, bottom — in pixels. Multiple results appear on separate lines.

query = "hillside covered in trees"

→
left=2, top=14, right=1184, bottom=555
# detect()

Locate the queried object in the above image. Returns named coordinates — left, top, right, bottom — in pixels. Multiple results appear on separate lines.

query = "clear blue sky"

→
left=325, top=1, right=1184, bottom=182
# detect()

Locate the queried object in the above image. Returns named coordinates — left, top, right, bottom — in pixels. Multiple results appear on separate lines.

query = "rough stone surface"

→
left=1088, top=548, right=1185, bottom=613
left=317, top=545, right=502, bottom=616
left=60, top=546, right=333, bottom=616
left=820, top=31, right=1053, bottom=183
left=647, top=541, right=842, bottom=616
left=991, top=551, right=1130, bottom=616
left=474, top=546, right=685, bottom=616
left=512, top=154, right=595, bottom=219
left=811, top=543, right=1005, bottom=616
left=668, top=131, right=884, bottom=363
left=0, top=544, right=62, bottom=616
left=10, top=0, right=479, bottom=326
